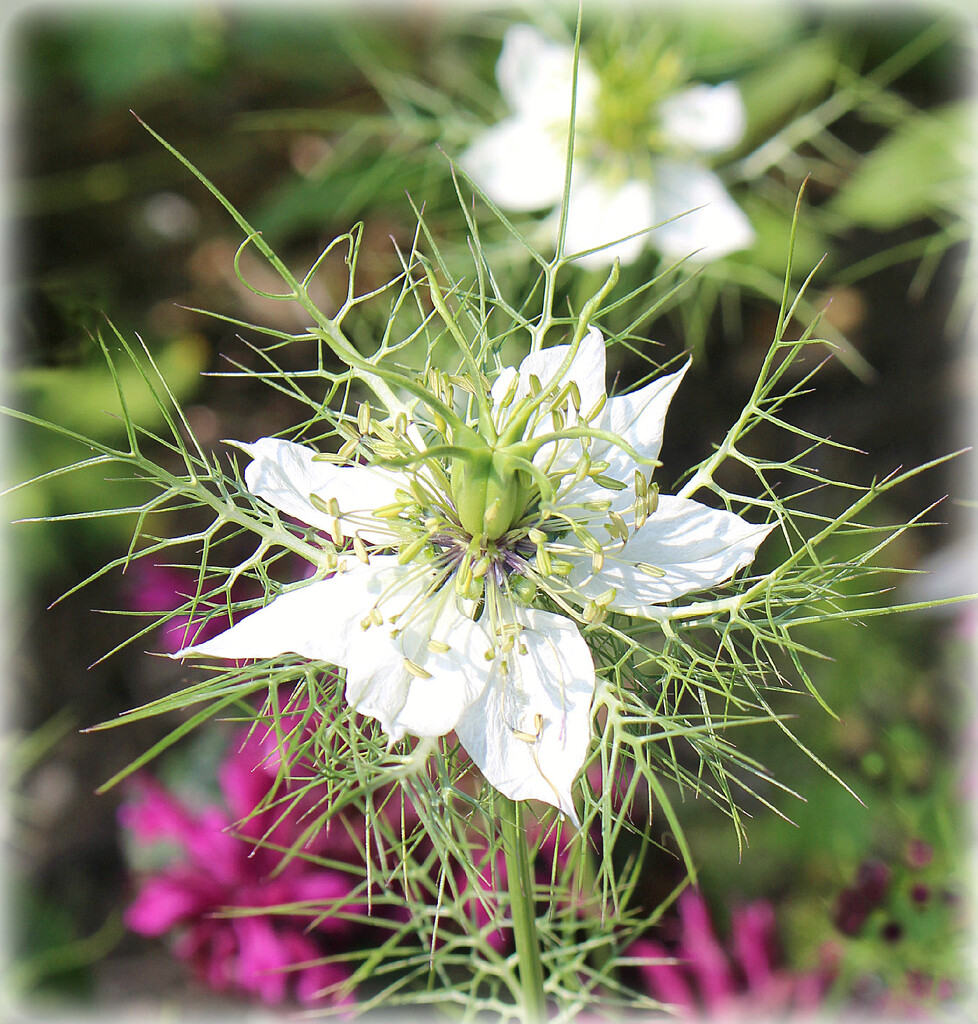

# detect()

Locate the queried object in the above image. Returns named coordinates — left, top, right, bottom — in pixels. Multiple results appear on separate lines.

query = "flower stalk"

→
left=498, top=796, right=547, bottom=1022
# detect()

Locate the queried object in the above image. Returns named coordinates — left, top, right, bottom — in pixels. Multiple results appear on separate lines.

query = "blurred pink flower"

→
left=632, top=889, right=830, bottom=1019
left=125, top=562, right=233, bottom=654
left=120, top=722, right=360, bottom=1007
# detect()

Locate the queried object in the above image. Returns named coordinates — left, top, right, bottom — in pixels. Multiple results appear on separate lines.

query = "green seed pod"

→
left=451, top=447, right=529, bottom=541
left=510, top=575, right=537, bottom=603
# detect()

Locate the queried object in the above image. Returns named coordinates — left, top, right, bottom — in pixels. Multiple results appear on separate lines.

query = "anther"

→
left=338, top=437, right=358, bottom=459
left=397, top=535, right=428, bottom=565
left=369, top=607, right=383, bottom=626
left=329, top=518, right=343, bottom=545
left=358, top=402, right=372, bottom=434
left=607, top=512, right=628, bottom=543
left=404, top=659, right=432, bottom=679
left=427, top=639, right=451, bottom=654
left=353, top=536, right=369, bottom=563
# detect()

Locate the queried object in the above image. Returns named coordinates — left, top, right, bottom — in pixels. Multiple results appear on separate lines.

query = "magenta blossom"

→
left=631, top=889, right=830, bottom=1019
left=120, top=723, right=360, bottom=1007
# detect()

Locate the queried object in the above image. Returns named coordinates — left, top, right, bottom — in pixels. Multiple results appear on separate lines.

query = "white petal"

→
left=499, top=326, right=607, bottom=471
left=459, top=115, right=566, bottom=212
left=238, top=438, right=402, bottom=545
left=496, top=24, right=597, bottom=123
left=556, top=361, right=689, bottom=513
left=564, top=495, right=772, bottom=616
left=175, top=556, right=493, bottom=742
left=563, top=175, right=655, bottom=269
left=345, top=583, right=494, bottom=741
left=172, top=558, right=390, bottom=663
left=650, top=161, right=754, bottom=260
left=659, top=82, right=746, bottom=154
left=512, top=324, right=607, bottom=425
left=455, top=608, right=594, bottom=821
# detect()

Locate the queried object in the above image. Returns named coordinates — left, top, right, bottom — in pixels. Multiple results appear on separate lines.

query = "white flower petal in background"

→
left=238, top=438, right=400, bottom=544
left=461, top=25, right=755, bottom=267
left=564, top=495, right=773, bottom=615
left=651, top=160, right=756, bottom=260
left=659, top=82, right=747, bottom=154
left=495, top=23, right=597, bottom=124
left=562, top=175, right=655, bottom=269
left=459, top=115, right=567, bottom=212
left=455, top=608, right=595, bottom=821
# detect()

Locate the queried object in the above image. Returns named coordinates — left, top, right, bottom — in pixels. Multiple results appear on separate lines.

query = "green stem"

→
left=499, top=796, right=546, bottom=1022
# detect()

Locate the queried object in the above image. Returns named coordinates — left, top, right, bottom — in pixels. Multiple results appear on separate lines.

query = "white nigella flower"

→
left=175, top=328, right=771, bottom=821
left=460, top=24, right=755, bottom=268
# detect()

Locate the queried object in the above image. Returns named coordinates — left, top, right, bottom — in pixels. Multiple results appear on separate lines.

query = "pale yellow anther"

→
left=580, top=530, right=603, bottom=554
left=572, top=454, right=592, bottom=485
left=394, top=412, right=407, bottom=436
left=329, top=518, right=343, bottom=545
left=584, top=393, right=606, bottom=422
left=634, top=502, right=649, bottom=530
left=427, top=639, right=451, bottom=654
left=328, top=496, right=340, bottom=516
left=590, top=549, right=605, bottom=573
left=637, top=562, right=666, bottom=578
left=646, top=483, right=660, bottom=515
left=568, top=381, right=581, bottom=412
left=360, top=616, right=372, bottom=630
left=527, top=528, right=547, bottom=545
left=535, top=544, right=552, bottom=577
left=595, top=587, right=617, bottom=607
left=634, top=470, right=647, bottom=499
left=369, top=607, right=383, bottom=626
left=353, top=536, right=369, bottom=563
left=357, top=402, right=371, bottom=434
left=472, top=556, right=491, bottom=579
left=608, top=511, right=629, bottom=543
left=338, top=437, right=358, bottom=459
left=404, top=659, right=431, bottom=679
left=397, top=535, right=428, bottom=565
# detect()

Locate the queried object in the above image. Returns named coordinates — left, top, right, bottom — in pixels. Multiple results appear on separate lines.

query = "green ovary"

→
left=451, top=449, right=530, bottom=540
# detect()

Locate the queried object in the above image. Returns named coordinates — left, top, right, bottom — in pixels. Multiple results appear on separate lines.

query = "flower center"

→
left=583, top=47, right=685, bottom=167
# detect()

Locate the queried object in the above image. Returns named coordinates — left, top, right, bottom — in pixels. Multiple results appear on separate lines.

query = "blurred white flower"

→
left=461, top=25, right=755, bottom=267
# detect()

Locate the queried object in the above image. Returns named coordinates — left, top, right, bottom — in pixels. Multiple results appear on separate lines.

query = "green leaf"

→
left=13, top=333, right=208, bottom=441
left=738, top=35, right=840, bottom=141
left=828, top=102, right=971, bottom=229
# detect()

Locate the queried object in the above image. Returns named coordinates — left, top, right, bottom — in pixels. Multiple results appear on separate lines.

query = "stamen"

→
left=369, top=607, right=384, bottom=626
left=358, top=402, right=372, bottom=433
left=636, top=562, right=666, bottom=578
left=353, top=536, right=370, bottom=563
left=583, top=393, right=606, bottom=422
left=397, top=535, right=428, bottom=565
left=607, top=511, right=629, bottom=543
left=329, top=518, right=343, bottom=545
left=646, top=483, right=660, bottom=515
left=338, top=437, right=358, bottom=459
left=403, top=659, right=432, bottom=679
left=592, top=474, right=628, bottom=492
left=427, top=639, right=451, bottom=654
